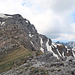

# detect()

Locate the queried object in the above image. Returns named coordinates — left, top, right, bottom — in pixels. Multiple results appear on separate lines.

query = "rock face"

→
left=0, top=13, right=75, bottom=75
left=0, top=13, right=75, bottom=59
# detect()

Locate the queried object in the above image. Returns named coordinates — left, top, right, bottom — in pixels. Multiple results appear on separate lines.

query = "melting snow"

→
left=67, top=49, right=70, bottom=50
left=57, top=44, right=62, bottom=46
left=29, top=34, right=33, bottom=37
left=67, top=48, right=70, bottom=53
left=46, top=39, right=59, bottom=59
left=51, top=45, right=55, bottom=48
left=1, top=22, right=5, bottom=25
left=40, top=37, right=44, bottom=52
left=72, top=47, right=75, bottom=51
left=65, top=46, right=67, bottom=48
left=52, top=43, right=57, bottom=48
left=62, top=52, right=65, bottom=57
left=40, top=37, right=43, bottom=46
left=40, top=47, right=44, bottom=52
left=0, top=13, right=12, bottom=18
left=26, top=20, right=28, bottom=23
left=56, top=49, right=61, bottom=57
left=67, top=50, right=68, bottom=53
left=30, top=41, right=34, bottom=47
left=72, top=51, right=75, bottom=57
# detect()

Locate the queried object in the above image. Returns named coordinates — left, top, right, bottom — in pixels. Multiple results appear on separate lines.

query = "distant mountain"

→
left=0, top=13, right=75, bottom=75
left=56, top=41, right=75, bottom=48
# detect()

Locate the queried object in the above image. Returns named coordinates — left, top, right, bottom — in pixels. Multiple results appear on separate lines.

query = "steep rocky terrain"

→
left=0, top=13, right=75, bottom=58
left=0, top=13, right=75, bottom=75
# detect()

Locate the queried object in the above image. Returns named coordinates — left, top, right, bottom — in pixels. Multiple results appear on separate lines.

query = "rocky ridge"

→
left=0, top=13, right=75, bottom=59
left=0, top=13, right=75, bottom=75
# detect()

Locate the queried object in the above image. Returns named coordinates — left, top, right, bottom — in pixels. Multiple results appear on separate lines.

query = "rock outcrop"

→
left=0, top=13, right=75, bottom=59
left=0, top=13, right=75, bottom=75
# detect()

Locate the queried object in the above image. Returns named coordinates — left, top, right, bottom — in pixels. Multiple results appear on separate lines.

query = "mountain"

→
left=56, top=41, right=75, bottom=48
left=0, top=14, right=75, bottom=58
left=0, top=14, right=75, bottom=75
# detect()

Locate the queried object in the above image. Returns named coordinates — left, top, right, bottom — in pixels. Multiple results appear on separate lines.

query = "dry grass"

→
left=0, top=47, right=43, bottom=73
left=0, top=47, right=33, bottom=73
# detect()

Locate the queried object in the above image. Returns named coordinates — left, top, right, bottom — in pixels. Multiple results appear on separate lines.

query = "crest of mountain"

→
left=0, top=13, right=75, bottom=59
left=0, top=13, right=75, bottom=75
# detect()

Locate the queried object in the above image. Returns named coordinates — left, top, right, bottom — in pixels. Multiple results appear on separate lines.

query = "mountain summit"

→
left=0, top=13, right=75, bottom=59
left=0, top=13, right=75, bottom=75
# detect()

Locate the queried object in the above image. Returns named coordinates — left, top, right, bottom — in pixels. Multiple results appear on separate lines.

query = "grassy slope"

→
left=0, top=47, right=43, bottom=73
left=0, top=48, right=29, bottom=73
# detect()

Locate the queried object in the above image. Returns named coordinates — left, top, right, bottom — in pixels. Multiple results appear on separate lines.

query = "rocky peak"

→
left=0, top=13, right=75, bottom=75
left=0, top=13, right=75, bottom=59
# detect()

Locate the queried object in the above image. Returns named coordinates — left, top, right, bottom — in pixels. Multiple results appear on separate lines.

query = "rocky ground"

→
left=0, top=52, right=75, bottom=75
left=0, top=14, right=75, bottom=75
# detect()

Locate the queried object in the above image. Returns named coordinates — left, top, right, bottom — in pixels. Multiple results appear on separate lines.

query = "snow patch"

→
left=62, top=52, right=65, bottom=57
left=0, top=13, right=12, bottom=18
left=52, top=43, right=57, bottom=48
left=67, top=49, right=70, bottom=50
left=26, top=20, right=28, bottom=23
left=57, top=44, right=62, bottom=46
left=1, top=22, right=5, bottom=25
left=65, top=46, right=67, bottom=48
left=51, top=45, right=55, bottom=48
left=29, top=34, right=33, bottom=37
left=72, top=51, right=75, bottom=57
left=30, top=41, right=34, bottom=47
left=46, top=39, right=59, bottom=59
left=56, top=49, right=61, bottom=57
left=72, top=47, right=75, bottom=51
left=40, top=47, right=44, bottom=52
left=40, top=37, right=43, bottom=46
left=66, top=48, right=70, bottom=53
left=40, top=37, right=44, bottom=52
left=67, top=50, right=68, bottom=53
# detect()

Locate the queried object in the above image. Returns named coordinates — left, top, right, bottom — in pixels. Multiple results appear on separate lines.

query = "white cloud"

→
left=52, top=34, right=75, bottom=42
left=23, top=0, right=75, bottom=12
left=0, top=0, right=75, bottom=42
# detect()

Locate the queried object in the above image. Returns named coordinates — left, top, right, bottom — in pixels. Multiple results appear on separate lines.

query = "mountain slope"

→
left=0, top=13, right=75, bottom=74
left=0, top=13, right=75, bottom=58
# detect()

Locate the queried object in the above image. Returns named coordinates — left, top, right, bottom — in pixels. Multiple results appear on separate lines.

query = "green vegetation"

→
left=0, top=47, right=43, bottom=73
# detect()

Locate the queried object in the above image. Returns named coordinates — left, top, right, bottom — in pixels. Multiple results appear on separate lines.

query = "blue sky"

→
left=72, top=12, right=75, bottom=23
left=0, top=0, right=75, bottom=42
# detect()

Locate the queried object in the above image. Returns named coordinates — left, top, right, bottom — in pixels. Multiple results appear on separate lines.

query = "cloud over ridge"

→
left=0, top=0, right=75, bottom=42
